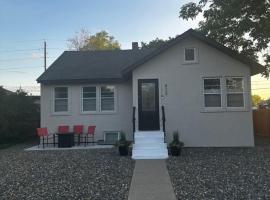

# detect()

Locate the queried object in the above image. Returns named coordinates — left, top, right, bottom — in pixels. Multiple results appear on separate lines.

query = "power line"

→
left=0, top=56, right=56, bottom=62
left=0, top=66, right=43, bottom=70
left=0, top=48, right=42, bottom=53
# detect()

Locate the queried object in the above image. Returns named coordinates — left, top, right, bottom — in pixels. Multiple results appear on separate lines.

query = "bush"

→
left=0, top=87, right=40, bottom=144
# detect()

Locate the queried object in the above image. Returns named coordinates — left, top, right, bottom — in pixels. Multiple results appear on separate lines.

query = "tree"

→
left=252, top=94, right=263, bottom=107
left=266, top=98, right=270, bottom=107
left=0, top=87, right=39, bottom=143
left=179, top=0, right=270, bottom=77
left=67, top=29, right=121, bottom=51
left=141, top=38, right=168, bottom=49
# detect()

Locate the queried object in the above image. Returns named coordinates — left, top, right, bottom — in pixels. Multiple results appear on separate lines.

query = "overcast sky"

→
left=0, top=0, right=269, bottom=98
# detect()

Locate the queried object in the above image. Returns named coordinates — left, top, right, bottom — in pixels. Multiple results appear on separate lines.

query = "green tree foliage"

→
left=252, top=94, right=263, bottom=107
left=141, top=38, right=168, bottom=49
left=0, top=87, right=39, bottom=143
left=67, top=29, right=121, bottom=51
left=179, top=0, right=270, bottom=77
left=266, top=98, right=270, bottom=107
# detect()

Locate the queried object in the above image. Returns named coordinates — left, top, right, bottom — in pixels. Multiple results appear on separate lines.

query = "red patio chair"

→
left=85, top=126, right=96, bottom=146
left=37, top=127, right=57, bottom=148
left=58, top=125, right=69, bottom=134
left=73, top=125, right=83, bottom=145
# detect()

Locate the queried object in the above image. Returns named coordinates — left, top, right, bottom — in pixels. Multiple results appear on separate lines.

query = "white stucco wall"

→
left=40, top=35, right=255, bottom=147
left=132, top=36, right=254, bottom=147
left=40, top=82, right=133, bottom=141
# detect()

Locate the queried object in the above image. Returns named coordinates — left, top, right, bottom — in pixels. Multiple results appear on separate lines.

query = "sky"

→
left=0, top=0, right=269, bottom=98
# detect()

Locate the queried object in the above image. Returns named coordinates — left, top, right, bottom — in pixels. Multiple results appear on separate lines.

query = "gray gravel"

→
left=0, top=144, right=135, bottom=200
left=167, top=146, right=270, bottom=200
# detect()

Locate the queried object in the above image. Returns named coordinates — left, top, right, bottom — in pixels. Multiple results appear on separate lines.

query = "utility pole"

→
left=44, top=40, right=47, bottom=71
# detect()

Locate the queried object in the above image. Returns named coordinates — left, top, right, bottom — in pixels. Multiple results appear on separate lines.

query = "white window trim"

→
left=81, top=86, right=98, bottom=114
left=80, top=85, right=117, bottom=115
left=201, top=76, right=248, bottom=112
left=202, top=77, right=223, bottom=111
left=225, top=76, right=246, bottom=110
left=52, top=86, right=70, bottom=115
left=103, top=131, right=121, bottom=142
left=183, top=47, right=198, bottom=64
left=100, top=85, right=117, bottom=113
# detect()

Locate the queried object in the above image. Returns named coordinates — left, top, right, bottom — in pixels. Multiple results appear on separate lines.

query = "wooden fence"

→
left=253, top=109, right=270, bottom=137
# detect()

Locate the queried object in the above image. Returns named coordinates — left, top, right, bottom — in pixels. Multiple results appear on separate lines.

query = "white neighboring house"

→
left=37, top=29, right=264, bottom=147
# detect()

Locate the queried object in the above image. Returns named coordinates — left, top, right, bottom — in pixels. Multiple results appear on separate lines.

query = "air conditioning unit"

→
left=104, top=131, right=120, bottom=144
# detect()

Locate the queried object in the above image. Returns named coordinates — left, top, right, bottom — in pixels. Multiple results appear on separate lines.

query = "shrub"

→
left=0, top=87, right=40, bottom=144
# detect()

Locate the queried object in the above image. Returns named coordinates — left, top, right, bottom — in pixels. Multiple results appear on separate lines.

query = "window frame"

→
left=53, top=86, right=69, bottom=115
left=100, top=85, right=116, bottom=113
left=81, top=86, right=97, bottom=113
left=184, top=47, right=198, bottom=64
left=225, top=77, right=245, bottom=109
left=203, top=77, right=222, bottom=109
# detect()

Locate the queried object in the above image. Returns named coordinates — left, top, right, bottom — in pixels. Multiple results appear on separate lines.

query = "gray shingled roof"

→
left=37, top=29, right=265, bottom=84
left=37, top=49, right=155, bottom=83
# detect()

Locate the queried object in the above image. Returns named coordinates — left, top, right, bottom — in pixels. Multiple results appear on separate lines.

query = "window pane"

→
left=226, top=78, right=243, bottom=93
left=101, top=86, right=115, bottom=111
left=55, top=99, right=68, bottom=112
left=204, top=94, right=221, bottom=107
left=227, top=94, right=244, bottom=107
left=55, top=87, right=68, bottom=98
left=101, top=98, right=114, bottom=111
left=141, top=82, right=155, bottom=111
left=101, top=86, right=114, bottom=98
left=83, top=87, right=96, bottom=98
left=204, top=79, right=220, bottom=93
left=185, top=48, right=195, bottom=61
left=83, top=99, right=96, bottom=111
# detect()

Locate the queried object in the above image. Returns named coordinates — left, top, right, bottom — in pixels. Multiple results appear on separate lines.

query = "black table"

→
left=57, top=132, right=74, bottom=148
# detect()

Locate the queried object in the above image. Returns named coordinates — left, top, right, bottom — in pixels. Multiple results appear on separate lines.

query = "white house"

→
left=37, top=29, right=264, bottom=158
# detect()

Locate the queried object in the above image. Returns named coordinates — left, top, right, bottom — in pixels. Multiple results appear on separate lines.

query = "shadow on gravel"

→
left=0, top=144, right=135, bottom=200
left=167, top=145, right=270, bottom=200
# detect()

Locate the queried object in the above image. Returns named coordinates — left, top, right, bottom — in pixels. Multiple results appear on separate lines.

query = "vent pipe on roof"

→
left=132, top=42, right=139, bottom=50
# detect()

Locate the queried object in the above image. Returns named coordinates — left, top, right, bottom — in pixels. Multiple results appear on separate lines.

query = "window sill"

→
left=80, top=111, right=117, bottom=115
left=51, top=112, right=71, bottom=116
left=201, top=107, right=249, bottom=113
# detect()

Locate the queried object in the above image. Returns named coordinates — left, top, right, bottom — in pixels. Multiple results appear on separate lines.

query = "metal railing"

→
left=161, top=105, right=166, bottom=142
left=132, top=106, right=136, bottom=142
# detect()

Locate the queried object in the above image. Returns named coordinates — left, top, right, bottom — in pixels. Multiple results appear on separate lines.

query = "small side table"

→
left=57, top=132, right=74, bottom=148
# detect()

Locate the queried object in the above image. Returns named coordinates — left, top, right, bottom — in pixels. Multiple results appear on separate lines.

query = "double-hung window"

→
left=100, top=86, right=115, bottom=112
left=54, top=87, right=68, bottom=112
left=82, top=87, right=96, bottom=112
left=203, top=78, right=221, bottom=107
left=226, top=77, right=244, bottom=107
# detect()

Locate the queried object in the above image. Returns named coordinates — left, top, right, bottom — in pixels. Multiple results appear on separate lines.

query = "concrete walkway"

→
left=128, top=160, right=177, bottom=200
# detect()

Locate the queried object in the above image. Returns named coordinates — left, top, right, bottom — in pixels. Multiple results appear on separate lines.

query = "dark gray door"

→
left=138, top=79, right=160, bottom=131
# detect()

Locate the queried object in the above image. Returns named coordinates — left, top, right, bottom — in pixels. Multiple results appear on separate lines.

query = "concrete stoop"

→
left=132, top=131, right=168, bottom=159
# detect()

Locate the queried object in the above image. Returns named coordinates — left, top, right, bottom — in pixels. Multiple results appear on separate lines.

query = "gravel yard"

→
left=0, top=144, right=135, bottom=200
left=167, top=145, right=270, bottom=200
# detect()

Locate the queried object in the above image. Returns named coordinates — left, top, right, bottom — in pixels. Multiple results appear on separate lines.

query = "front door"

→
left=138, top=79, right=160, bottom=131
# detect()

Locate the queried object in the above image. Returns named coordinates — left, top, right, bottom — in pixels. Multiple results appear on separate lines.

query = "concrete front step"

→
left=132, top=154, right=169, bottom=159
left=132, top=130, right=168, bottom=160
left=133, top=143, right=167, bottom=149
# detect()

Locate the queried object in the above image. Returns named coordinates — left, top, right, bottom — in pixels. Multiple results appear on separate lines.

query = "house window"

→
left=82, top=87, right=96, bottom=112
left=226, top=77, right=244, bottom=107
left=54, top=87, right=68, bottom=112
left=100, top=86, right=115, bottom=111
left=184, top=47, right=196, bottom=62
left=203, top=78, right=221, bottom=107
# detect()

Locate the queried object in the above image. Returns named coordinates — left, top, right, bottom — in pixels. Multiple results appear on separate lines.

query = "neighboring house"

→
left=37, top=29, right=264, bottom=147
left=0, top=87, right=13, bottom=95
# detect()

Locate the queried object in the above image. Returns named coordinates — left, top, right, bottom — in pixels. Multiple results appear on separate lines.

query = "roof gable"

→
left=122, top=29, right=265, bottom=76
left=37, top=29, right=264, bottom=84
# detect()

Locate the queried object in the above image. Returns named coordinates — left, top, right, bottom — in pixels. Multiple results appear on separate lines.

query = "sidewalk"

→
left=128, top=160, right=177, bottom=200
